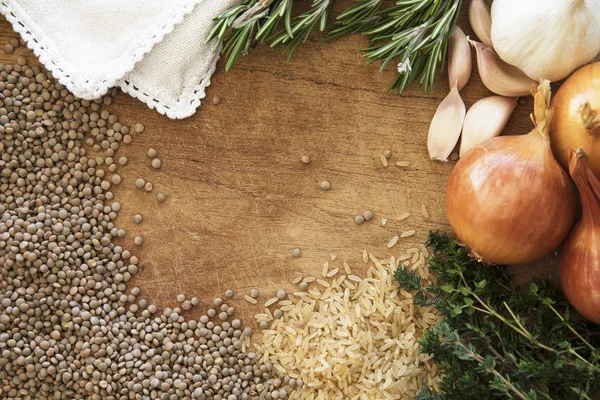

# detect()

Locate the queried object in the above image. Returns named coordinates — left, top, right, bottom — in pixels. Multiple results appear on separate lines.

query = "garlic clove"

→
left=469, top=0, right=493, bottom=47
left=470, top=39, right=537, bottom=97
left=428, top=82, right=466, bottom=162
left=448, top=26, right=472, bottom=92
left=460, top=96, right=518, bottom=157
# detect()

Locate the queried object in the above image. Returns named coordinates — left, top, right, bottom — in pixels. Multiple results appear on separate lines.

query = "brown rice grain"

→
left=387, top=235, right=399, bottom=248
left=380, top=154, right=389, bottom=167
left=244, top=295, right=258, bottom=304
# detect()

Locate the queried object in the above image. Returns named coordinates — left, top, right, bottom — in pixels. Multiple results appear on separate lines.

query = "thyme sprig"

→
left=398, top=231, right=600, bottom=399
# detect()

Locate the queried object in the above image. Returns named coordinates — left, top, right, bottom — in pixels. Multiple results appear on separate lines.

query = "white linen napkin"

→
left=0, top=0, right=240, bottom=119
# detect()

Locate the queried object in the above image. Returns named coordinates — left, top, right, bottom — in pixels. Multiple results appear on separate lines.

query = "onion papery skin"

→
left=446, top=133, right=576, bottom=265
left=550, top=62, right=600, bottom=179
left=559, top=151, right=600, bottom=324
left=559, top=223, right=600, bottom=324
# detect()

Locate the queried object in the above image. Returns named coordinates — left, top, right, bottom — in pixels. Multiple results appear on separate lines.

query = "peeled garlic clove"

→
left=448, top=26, right=472, bottom=91
left=470, top=39, right=536, bottom=97
left=460, top=96, right=518, bottom=157
left=491, top=0, right=600, bottom=82
left=469, top=0, right=493, bottom=47
left=428, top=83, right=466, bottom=162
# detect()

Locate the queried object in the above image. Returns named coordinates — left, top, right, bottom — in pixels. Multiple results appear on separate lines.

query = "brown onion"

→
left=550, top=62, right=600, bottom=179
left=560, top=148, right=600, bottom=324
left=446, top=80, right=576, bottom=265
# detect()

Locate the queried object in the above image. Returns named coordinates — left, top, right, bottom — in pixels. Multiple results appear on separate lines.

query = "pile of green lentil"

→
left=0, top=54, right=290, bottom=399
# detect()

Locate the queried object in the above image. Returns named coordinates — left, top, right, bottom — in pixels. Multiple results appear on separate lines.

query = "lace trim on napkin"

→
left=118, top=49, right=220, bottom=120
left=0, top=0, right=199, bottom=100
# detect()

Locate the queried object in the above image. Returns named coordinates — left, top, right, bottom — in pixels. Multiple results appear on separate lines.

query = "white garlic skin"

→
left=491, top=0, right=600, bottom=82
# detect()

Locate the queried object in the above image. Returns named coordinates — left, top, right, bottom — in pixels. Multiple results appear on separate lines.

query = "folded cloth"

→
left=0, top=0, right=240, bottom=119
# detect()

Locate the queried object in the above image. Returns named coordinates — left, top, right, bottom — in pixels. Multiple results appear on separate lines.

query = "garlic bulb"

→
left=491, top=0, right=600, bottom=82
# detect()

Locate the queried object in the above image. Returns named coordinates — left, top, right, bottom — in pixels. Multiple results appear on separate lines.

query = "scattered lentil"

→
left=354, top=215, right=365, bottom=225
left=147, top=148, right=157, bottom=157
left=118, top=156, right=128, bottom=165
left=292, top=248, right=302, bottom=258
left=151, top=158, right=162, bottom=169
left=144, top=182, right=153, bottom=192
left=111, top=174, right=121, bottom=185
left=277, top=289, right=287, bottom=300
left=319, top=180, right=331, bottom=190
left=134, top=236, right=144, bottom=246
left=134, top=123, right=145, bottom=133
left=134, top=214, right=143, bottom=224
left=363, top=210, right=374, bottom=221
left=212, top=96, right=221, bottom=105
left=157, top=192, right=167, bottom=203
left=225, top=289, right=234, bottom=298
left=383, top=149, right=392, bottom=159
left=0, top=59, right=284, bottom=400
left=301, top=155, right=311, bottom=164
left=4, top=43, right=14, bottom=53
left=135, top=178, right=145, bottom=188
left=250, top=288, right=260, bottom=298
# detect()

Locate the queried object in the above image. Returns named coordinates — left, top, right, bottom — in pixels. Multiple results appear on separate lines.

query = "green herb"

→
left=396, top=231, right=600, bottom=399
left=207, top=0, right=335, bottom=71
left=270, top=0, right=335, bottom=61
left=393, top=264, right=421, bottom=290
left=208, top=0, right=461, bottom=93
left=332, top=0, right=461, bottom=93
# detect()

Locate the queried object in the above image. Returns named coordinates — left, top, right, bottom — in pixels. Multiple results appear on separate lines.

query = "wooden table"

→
left=0, top=5, right=558, bottom=325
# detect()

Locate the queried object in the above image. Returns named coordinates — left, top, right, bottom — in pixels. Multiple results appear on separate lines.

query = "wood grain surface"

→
left=0, top=4, right=560, bottom=326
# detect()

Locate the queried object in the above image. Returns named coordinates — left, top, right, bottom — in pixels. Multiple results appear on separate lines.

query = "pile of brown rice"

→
left=254, top=247, right=441, bottom=399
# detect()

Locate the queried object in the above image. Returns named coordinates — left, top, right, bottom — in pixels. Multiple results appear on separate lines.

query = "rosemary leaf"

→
left=270, top=0, right=335, bottom=61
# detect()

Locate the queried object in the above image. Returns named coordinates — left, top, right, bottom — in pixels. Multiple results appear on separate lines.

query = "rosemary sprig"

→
left=209, top=0, right=461, bottom=93
left=206, top=1, right=271, bottom=72
left=270, top=0, right=335, bottom=60
left=207, top=0, right=335, bottom=70
left=359, top=0, right=462, bottom=93
left=396, top=231, right=600, bottom=399
left=327, top=0, right=384, bottom=40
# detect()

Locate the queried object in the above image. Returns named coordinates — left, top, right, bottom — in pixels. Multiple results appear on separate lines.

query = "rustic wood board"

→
left=0, top=4, right=559, bottom=326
